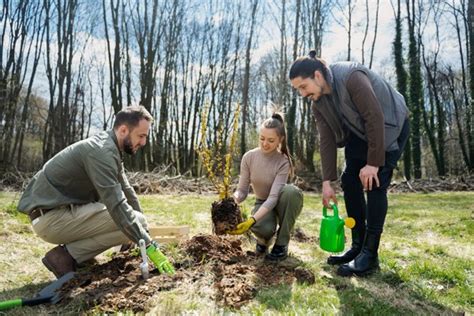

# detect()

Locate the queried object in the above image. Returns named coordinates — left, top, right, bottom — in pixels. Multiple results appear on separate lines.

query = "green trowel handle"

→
left=322, top=203, right=339, bottom=218
left=0, top=298, right=22, bottom=310
left=0, top=296, right=52, bottom=310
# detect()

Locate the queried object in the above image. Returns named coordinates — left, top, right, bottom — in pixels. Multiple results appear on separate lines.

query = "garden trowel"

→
left=0, top=271, right=74, bottom=311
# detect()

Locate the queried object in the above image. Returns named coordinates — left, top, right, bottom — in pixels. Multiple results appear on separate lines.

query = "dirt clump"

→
left=183, top=233, right=245, bottom=263
left=294, top=266, right=316, bottom=284
left=292, top=227, right=317, bottom=243
left=211, top=198, right=242, bottom=234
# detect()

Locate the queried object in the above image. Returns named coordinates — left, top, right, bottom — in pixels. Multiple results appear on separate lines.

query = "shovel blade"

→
left=38, top=272, right=75, bottom=298
left=0, top=272, right=75, bottom=311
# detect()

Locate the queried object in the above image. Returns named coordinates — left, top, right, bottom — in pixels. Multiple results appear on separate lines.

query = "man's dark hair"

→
left=113, top=105, right=153, bottom=130
left=289, top=50, right=329, bottom=80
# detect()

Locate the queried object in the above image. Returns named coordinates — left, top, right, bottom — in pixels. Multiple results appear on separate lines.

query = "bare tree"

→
left=332, top=0, right=357, bottom=61
left=447, top=0, right=474, bottom=171
left=368, top=0, right=380, bottom=68
left=42, top=0, right=81, bottom=160
left=406, top=0, right=423, bottom=178
left=288, top=0, right=301, bottom=156
left=392, top=0, right=411, bottom=179
left=361, top=0, right=369, bottom=65
left=0, top=1, right=45, bottom=170
left=132, top=0, right=169, bottom=170
left=102, top=0, right=124, bottom=115
left=155, top=1, right=184, bottom=167
left=421, top=2, right=446, bottom=176
left=241, top=0, right=259, bottom=156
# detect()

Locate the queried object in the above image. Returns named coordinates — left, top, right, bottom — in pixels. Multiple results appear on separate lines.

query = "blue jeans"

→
left=341, top=119, right=409, bottom=235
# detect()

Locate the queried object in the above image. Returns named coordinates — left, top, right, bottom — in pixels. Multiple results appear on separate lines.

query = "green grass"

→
left=0, top=190, right=473, bottom=315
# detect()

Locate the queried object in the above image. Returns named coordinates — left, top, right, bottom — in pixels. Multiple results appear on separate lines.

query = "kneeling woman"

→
left=228, top=113, right=303, bottom=261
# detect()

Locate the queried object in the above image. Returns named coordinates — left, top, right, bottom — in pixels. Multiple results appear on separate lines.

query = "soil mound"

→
left=183, top=234, right=245, bottom=263
left=59, top=234, right=315, bottom=312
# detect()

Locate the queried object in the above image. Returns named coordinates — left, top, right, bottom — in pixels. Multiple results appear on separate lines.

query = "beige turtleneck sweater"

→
left=235, top=147, right=290, bottom=210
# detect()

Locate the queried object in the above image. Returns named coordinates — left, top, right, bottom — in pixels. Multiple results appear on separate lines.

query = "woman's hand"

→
left=227, top=217, right=256, bottom=235
left=232, top=192, right=241, bottom=204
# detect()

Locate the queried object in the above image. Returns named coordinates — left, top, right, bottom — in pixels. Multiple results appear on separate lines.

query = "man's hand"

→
left=146, top=242, right=175, bottom=275
left=322, top=181, right=337, bottom=207
left=227, top=217, right=256, bottom=235
left=359, top=165, right=380, bottom=191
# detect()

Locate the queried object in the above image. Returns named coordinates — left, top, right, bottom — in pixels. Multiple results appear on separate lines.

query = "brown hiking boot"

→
left=42, top=245, right=76, bottom=278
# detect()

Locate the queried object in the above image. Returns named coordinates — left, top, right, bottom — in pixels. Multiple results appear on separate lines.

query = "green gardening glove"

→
left=146, top=242, right=175, bottom=275
left=227, top=217, right=256, bottom=235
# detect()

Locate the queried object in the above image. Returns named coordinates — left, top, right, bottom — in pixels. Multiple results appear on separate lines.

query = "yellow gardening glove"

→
left=227, top=217, right=256, bottom=235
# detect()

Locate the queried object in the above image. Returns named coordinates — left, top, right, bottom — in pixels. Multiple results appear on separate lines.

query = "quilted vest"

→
left=316, top=62, right=409, bottom=151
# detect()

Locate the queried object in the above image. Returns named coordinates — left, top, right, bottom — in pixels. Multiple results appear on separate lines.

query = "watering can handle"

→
left=322, top=203, right=339, bottom=217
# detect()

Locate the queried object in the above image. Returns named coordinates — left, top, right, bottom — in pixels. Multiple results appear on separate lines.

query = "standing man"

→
left=18, top=106, right=174, bottom=278
left=289, top=51, right=409, bottom=277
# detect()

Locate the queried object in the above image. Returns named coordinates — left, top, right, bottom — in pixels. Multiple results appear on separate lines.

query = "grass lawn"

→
left=0, top=190, right=472, bottom=315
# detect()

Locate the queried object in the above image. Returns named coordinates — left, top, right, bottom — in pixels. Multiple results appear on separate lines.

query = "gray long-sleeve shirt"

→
left=18, top=131, right=151, bottom=244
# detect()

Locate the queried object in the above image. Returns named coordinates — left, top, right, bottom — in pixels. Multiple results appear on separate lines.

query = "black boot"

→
left=265, top=244, right=288, bottom=261
left=327, top=228, right=365, bottom=265
left=337, top=233, right=380, bottom=277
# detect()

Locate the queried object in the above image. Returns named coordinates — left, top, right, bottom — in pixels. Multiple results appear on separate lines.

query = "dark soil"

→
left=292, top=227, right=317, bottom=243
left=58, top=234, right=315, bottom=312
left=59, top=254, right=179, bottom=313
left=183, top=233, right=245, bottom=263
left=211, top=198, right=242, bottom=234
left=294, top=266, right=316, bottom=284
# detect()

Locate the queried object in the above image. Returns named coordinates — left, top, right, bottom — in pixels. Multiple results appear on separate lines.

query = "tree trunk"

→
left=368, top=0, right=380, bottom=68
left=406, top=0, right=422, bottom=178
left=465, top=0, right=474, bottom=169
left=241, top=0, right=258, bottom=157
left=393, top=0, right=411, bottom=179
left=288, top=0, right=301, bottom=156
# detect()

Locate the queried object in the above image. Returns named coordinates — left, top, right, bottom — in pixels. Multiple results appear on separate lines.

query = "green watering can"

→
left=319, top=204, right=355, bottom=253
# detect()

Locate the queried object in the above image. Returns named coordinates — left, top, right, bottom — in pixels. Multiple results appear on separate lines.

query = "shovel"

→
left=0, top=272, right=75, bottom=311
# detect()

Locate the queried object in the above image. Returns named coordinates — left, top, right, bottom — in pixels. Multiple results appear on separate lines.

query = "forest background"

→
left=1, top=0, right=473, bottom=182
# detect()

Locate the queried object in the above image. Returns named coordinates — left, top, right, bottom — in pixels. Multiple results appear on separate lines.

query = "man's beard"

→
left=123, top=136, right=136, bottom=155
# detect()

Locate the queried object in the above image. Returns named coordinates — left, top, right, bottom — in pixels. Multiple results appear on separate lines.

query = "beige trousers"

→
left=31, top=202, right=147, bottom=263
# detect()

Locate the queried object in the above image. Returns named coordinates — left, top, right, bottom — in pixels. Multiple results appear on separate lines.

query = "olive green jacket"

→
left=18, top=131, right=151, bottom=244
